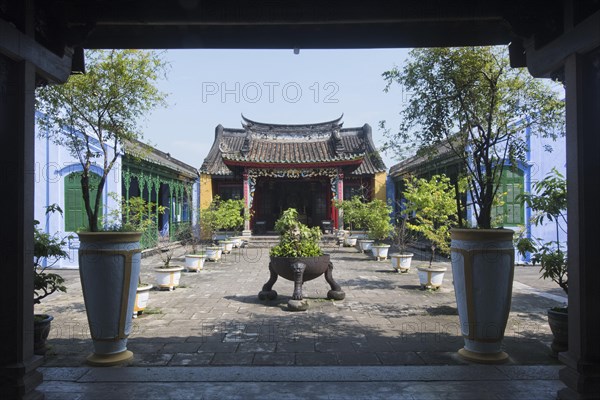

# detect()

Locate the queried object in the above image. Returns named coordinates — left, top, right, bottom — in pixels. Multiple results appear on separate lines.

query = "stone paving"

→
left=36, top=243, right=567, bottom=368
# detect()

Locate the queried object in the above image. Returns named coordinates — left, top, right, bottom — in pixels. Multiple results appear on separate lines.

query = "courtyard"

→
left=37, top=244, right=565, bottom=369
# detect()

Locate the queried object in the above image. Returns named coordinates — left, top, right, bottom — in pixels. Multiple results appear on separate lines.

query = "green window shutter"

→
left=492, top=168, right=524, bottom=226
left=64, top=172, right=103, bottom=231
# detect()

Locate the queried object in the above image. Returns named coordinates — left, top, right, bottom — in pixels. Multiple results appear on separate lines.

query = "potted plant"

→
left=389, top=216, right=415, bottom=273
left=154, top=244, right=184, bottom=290
left=402, top=175, right=456, bottom=287
left=133, top=278, right=153, bottom=318
left=366, top=199, right=394, bottom=261
left=36, top=49, right=168, bottom=366
left=336, top=196, right=369, bottom=247
left=183, top=230, right=207, bottom=272
left=382, top=47, right=564, bottom=362
left=517, top=168, right=568, bottom=356
left=258, top=208, right=345, bottom=311
left=33, top=205, right=69, bottom=355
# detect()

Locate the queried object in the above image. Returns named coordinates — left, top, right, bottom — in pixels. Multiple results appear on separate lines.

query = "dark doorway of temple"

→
left=254, top=178, right=328, bottom=230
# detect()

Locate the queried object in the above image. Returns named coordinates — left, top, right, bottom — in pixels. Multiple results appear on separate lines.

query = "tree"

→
left=381, top=46, right=564, bottom=229
left=517, top=168, right=568, bottom=294
left=403, top=175, right=457, bottom=265
left=36, top=50, right=168, bottom=231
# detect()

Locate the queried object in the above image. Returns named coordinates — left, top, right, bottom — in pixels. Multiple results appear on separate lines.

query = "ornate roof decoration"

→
left=200, top=117, right=387, bottom=176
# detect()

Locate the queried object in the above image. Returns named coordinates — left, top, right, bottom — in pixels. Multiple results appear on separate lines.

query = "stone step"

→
left=243, top=234, right=341, bottom=248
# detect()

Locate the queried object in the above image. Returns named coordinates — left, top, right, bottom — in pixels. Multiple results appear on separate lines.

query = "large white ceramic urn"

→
left=78, top=231, right=142, bottom=366
left=450, top=228, right=515, bottom=363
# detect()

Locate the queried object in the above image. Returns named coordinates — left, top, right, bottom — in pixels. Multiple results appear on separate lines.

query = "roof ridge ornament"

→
left=331, top=128, right=346, bottom=154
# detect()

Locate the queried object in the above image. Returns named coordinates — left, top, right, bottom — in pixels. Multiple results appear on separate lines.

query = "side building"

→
left=199, top=115, right=387, bottom=234
left=35, top=114, right=199, bottom=268
left=388, top=127, right=566, bottom=263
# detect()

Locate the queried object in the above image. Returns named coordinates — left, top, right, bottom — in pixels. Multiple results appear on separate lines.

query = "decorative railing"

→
left=140, top=222, right=159, bottom=249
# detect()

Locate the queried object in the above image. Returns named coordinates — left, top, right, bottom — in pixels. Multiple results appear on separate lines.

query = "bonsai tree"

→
left=365, top=199, right=394, bottom=244
left=517, top=168, right=568, bottom=296
left=270, top=208, right=323, bottom=258
left=381, top=46, right=564, bottom=229
left=36, top=50, right=168, bottom=232
left=34, top=205, right=69, bottom=305
left=402, top=175, right=458, bottom=265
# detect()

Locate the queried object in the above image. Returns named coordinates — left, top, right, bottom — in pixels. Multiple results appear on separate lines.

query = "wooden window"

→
left=64, top=172, right=102, bottom=231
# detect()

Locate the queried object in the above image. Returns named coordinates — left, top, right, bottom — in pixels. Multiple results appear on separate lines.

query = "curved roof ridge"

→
left=241, top=113, right=344, bottom=128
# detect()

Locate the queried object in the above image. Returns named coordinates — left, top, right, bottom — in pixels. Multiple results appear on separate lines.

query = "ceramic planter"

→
left=371, top=244, right=390, bottom=261
left=133, top=284, right=153, bottom=318
left=229, top=236, right=243, bottom=248
left=212, top=232, right=229, bottom=241
left=548, top=308, right=568, bottom=356
left=78, top=231, right=142, bottom=366
left=206, top=246, right=222, bottom=261
left=450, top=228, right=515, bottom=363
left=390, top=253, right=414, bottom=272
left=219, top=240, right=234, bottom=254
left=417, top=266, right=447, bottom=289
left=154, top=266, right=184, bottom=290
left=357, top=239, right=374, bottom=253
left=185, top=253, right=207, bottom=271
left=33, top=314, right=54, bottom=355
left=344, top=236, right=358, bottom=247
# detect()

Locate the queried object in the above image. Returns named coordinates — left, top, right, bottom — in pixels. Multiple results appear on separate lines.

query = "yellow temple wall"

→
left=200, top=173, right=213, bottom=210
left=372, top=171, right=387, bottom=202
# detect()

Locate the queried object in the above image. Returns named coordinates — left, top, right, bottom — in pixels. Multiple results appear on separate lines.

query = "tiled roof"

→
left=388, top=141, right=458, bottom=179
left=123, top=139, right=199, bottom=180
left=200, top=116, right=386, bottom=176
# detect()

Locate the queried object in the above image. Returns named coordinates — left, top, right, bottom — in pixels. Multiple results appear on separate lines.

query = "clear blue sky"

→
left=142, top=49, right=411, bottom=170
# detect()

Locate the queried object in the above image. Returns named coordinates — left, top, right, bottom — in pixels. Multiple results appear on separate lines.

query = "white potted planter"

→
left=133, top=283, right=153, bottom=318
left=229, top=236, right=243, bottom=248
left=212, top=232, right=229, bottom=241
left=390, top=253, right=414, bottom=272
left=450, top=228, right=515, bottom=363
left=417, top=265, right=447, bottom=289
left=371, top=244, right=391, bottom=261
left=154, top=265, right=184, bottom=291
left=78, top=231, right=142, bottom=366
left=206, top=246, right=222, bottom=261
left=185, top=253, right=207, bottom=272
left=357, top=239, right=374, bottom=253
left=344, top=236, right=358, bottom=247
left=219, top=239, right=234, bottom=254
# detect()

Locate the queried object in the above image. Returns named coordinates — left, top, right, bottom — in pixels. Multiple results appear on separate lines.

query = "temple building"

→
left=200, top=116, right=387, bottom=234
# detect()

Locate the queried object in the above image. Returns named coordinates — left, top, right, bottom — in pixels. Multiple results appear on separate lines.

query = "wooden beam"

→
left=525, top=10, right=600, bottom=78
left=0, top=19, right=72, bottom=83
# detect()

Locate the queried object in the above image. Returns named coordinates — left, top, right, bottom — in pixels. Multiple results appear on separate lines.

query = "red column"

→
left=242, top=170, right=251, bottom=234
left=337, top=172, right=344, bottom=229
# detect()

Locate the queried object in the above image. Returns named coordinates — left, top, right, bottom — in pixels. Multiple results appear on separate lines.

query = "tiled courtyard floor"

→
left=37, top=244, right=567, bottom=368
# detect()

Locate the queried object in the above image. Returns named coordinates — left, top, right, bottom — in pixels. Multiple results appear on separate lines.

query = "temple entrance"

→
left=253, top=178, right=329, bottom=231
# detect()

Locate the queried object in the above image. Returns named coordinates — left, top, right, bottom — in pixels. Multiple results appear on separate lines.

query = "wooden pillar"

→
left=0, top=55, right=44, bottom=399
left=558, top=50, right=600, bottom=400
